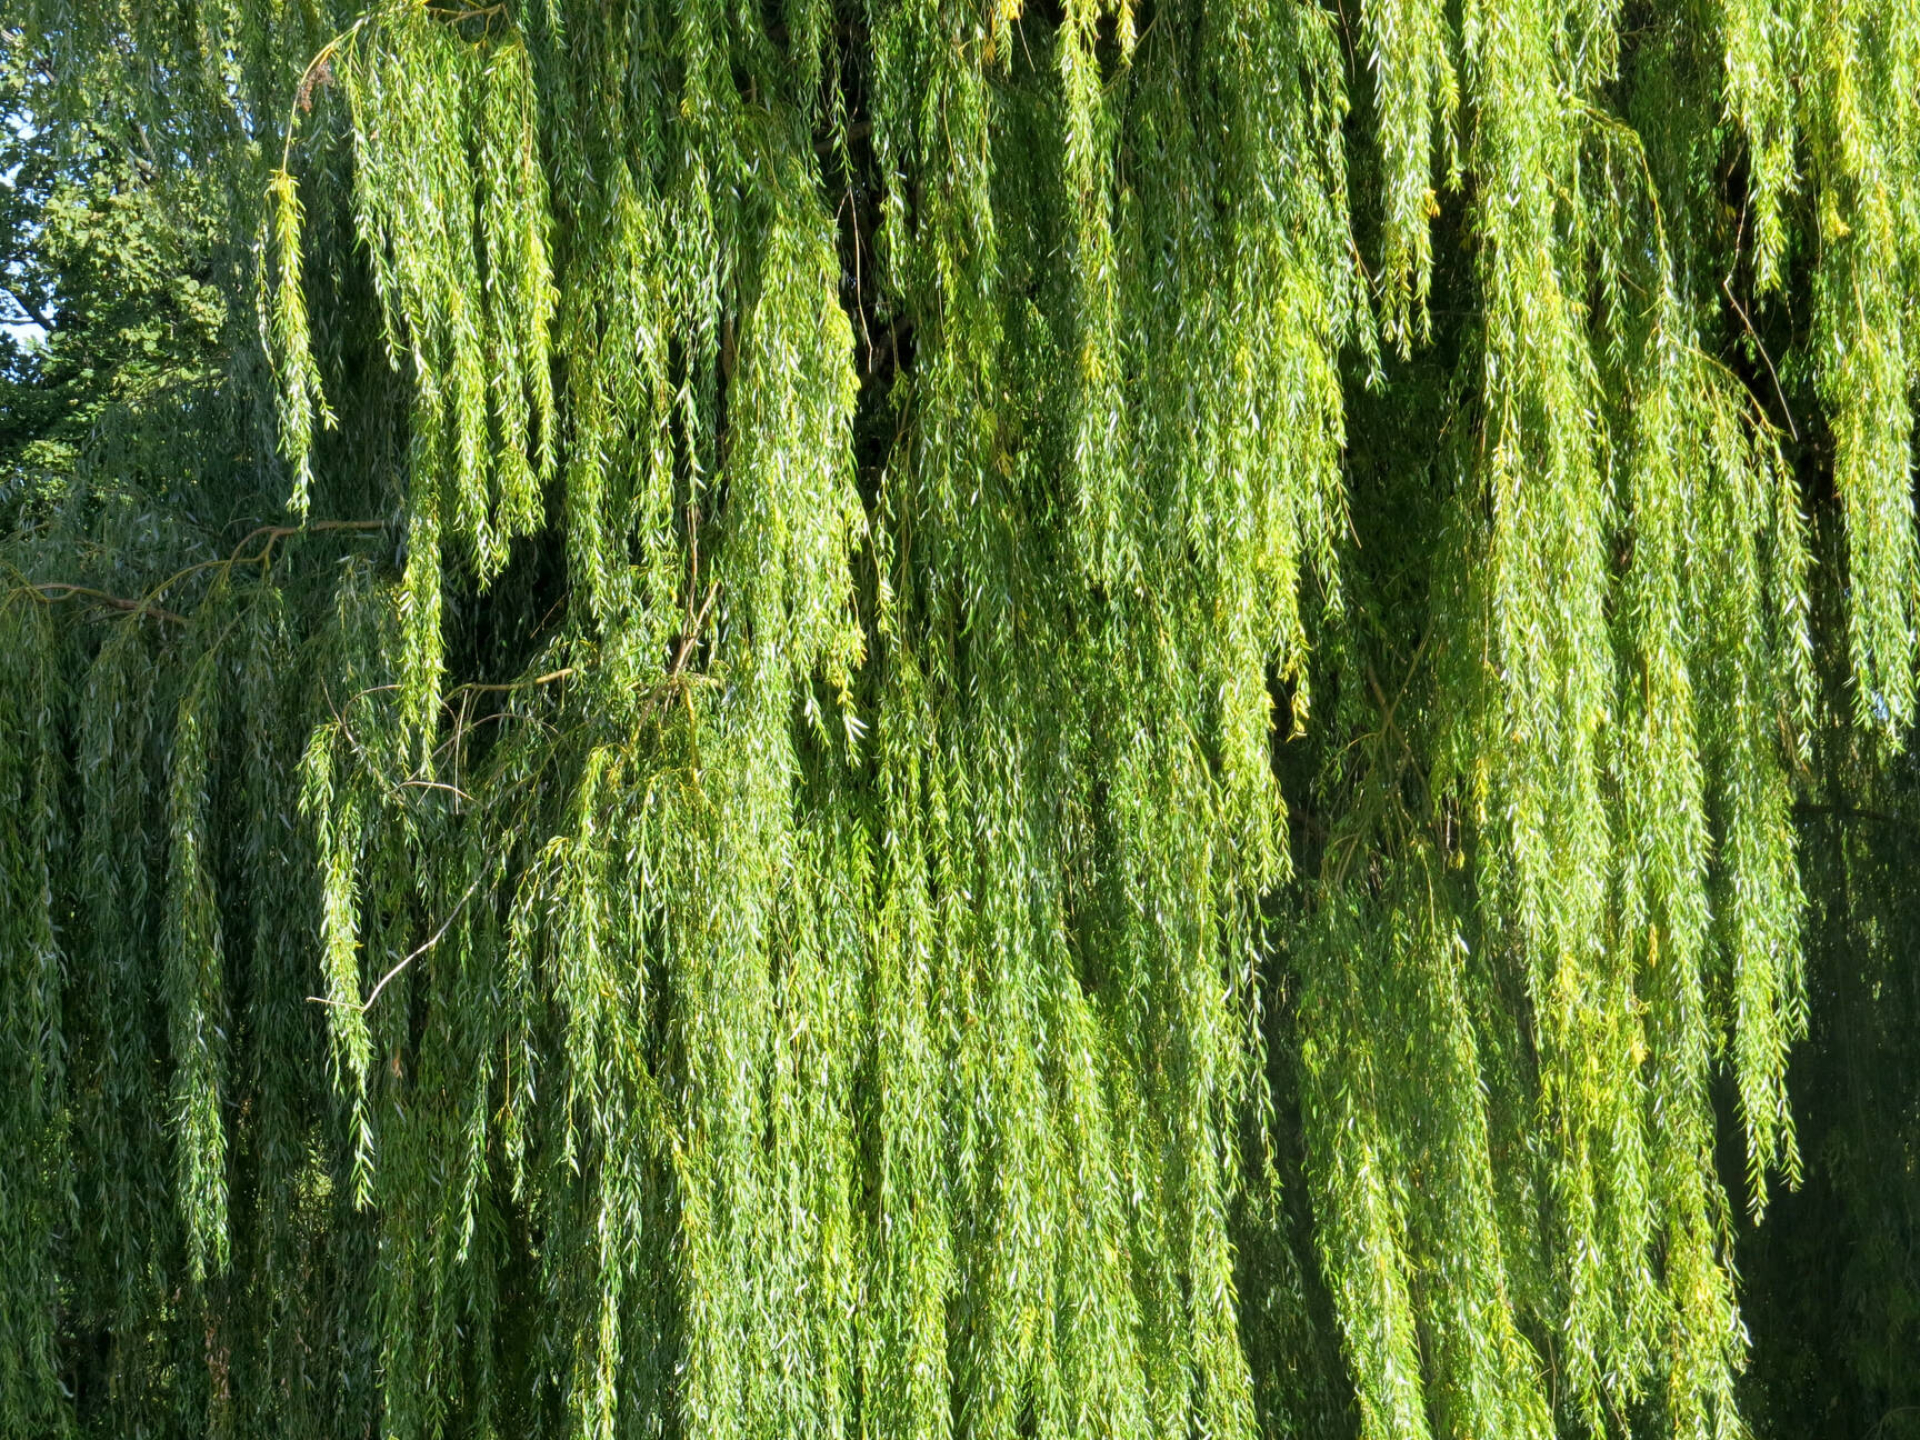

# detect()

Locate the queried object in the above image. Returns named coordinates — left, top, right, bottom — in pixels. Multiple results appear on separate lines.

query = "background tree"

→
left=0, top=4, right=1915, bottom=1440
left=0, top=38, right=229, bottom=491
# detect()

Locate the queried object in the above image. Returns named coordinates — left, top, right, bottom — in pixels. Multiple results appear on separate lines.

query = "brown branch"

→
left=24, top=583, right=186, bottom=624
left=1723, top=275, right=1800, bottom=442
left=228, top=518, right=386, bottom=567
left=670, top=581, right=720, bottom=681
left=449, top=667, right=578, bottom=696
left=138, top=518, right=388, bottom=607
left=2, top=283, right=52, bottom=331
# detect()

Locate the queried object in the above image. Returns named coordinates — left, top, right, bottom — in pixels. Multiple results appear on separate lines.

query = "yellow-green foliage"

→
left=1, top=2, right=1916, bottom=1439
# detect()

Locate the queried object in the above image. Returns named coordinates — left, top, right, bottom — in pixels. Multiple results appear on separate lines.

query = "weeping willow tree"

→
left=1, top=1, right=1916, bottom=1438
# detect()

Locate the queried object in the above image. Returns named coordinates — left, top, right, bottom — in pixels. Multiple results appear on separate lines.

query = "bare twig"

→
left=1724, top=275, right=1800, bottom=441
left=323, top=874, right=484, bottom=1014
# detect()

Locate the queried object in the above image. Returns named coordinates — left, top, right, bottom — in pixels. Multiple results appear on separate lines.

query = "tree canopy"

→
left=0, top=3, right=1916, bottom=1440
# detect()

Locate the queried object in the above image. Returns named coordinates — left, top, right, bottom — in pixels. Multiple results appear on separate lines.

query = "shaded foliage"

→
left=1739, top=717, right=1920, bottom=1440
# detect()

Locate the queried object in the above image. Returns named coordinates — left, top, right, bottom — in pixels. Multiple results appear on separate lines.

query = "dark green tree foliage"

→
left=0, top=2, right=1914, bottom=1439
left=1738, top=720, right=1920, bottom=1440
left=0, top=41, right=230, bottom=483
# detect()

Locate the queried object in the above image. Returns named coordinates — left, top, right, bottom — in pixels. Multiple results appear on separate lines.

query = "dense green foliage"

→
left=0, top=50, right=229, bottom=477
left=1, top=3, right=1916, bottom=1440
left=1739, top=716, right=1920, bottom=1440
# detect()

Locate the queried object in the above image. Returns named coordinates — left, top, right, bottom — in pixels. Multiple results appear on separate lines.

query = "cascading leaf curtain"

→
left=1, top=1, right=1915, bottom=1439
